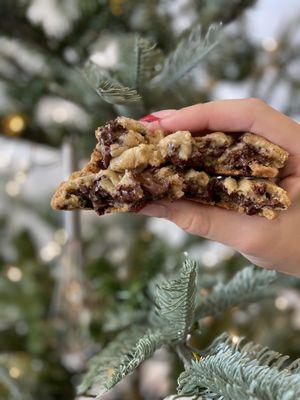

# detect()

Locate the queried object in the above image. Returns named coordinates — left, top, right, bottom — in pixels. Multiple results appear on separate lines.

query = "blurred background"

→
left=1, top=0, right=300, bottom=399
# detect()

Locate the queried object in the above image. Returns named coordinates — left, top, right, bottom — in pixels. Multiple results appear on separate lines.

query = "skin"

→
left=139, top=98, right=300, bottom=277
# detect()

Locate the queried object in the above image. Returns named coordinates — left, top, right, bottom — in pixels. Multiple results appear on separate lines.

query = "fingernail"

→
left=138, top=203, right=167, bottom=218
left=139, top=114, right=161, bottom=123
left=140, top=109, right=177, bottom=123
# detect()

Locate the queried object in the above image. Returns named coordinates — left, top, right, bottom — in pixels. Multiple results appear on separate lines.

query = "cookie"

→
left=94, top=117, right=288, bottom=178
left=51, top=165, right=290, bottom=219
left=51, top=117, right=290, bottom=219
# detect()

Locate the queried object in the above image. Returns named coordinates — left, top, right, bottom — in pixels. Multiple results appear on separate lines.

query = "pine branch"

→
left=154, top=257, right=197, bottom=342
left=105, top=329, right=166, bottom=393
left=177, top=337, right=300, bottom=400
left=83, top=61, right=142, bottom=105
left=135, top=36, right=163, bottom=91
left=113, top=35, right=162, bottom=94
left=154, top=24, right=221, bottom=89
left=79, top=258, right=198, bottom=397
left=195, top=266, right=277, bottom=319
left=77, top=326, right=146, bottom=396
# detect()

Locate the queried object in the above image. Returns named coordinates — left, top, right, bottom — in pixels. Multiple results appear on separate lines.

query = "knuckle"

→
left=181, top=211, right=211, bottom=237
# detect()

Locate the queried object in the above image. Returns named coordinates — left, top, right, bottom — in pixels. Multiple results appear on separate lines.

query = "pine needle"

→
left=195, top=266, right=277, bottom=319
left=154, top=257, right=197, bottom=342
left=155, top=23, right=221, bottom=89
left=83, top=61, right=141, bottom=104
left=77, top=326, right=146, bottom=396
left=177, top=338, right=300, bottom=400
left=105, top=329, right=166, bottom=393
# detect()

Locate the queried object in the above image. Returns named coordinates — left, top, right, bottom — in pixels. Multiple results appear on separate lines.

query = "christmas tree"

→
left=1, top=1, right=300, bottom=399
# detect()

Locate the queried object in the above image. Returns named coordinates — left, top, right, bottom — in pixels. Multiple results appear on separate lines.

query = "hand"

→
left=139, top=99, right=300, bottom=277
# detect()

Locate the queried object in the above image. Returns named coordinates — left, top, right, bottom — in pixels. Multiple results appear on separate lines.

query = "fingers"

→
left=154, top=99, right=300, bottom=155
left=140, top=199, right=275, bottom=254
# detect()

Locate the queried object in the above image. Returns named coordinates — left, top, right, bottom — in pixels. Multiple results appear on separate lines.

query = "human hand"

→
left=139, top=99, right=300, bottom=277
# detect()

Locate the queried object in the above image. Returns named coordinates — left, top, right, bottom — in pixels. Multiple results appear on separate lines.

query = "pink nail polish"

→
left=139, top=114, right=161, bottom=122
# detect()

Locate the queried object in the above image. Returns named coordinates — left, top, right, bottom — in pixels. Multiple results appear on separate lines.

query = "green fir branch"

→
left=105, top=329, right=166, bottom=393
left=177, top=337, right=300, bottom=400
left=115, top=35, right=163, bottom=92
left=154, top=257, right=197, bottom=342
left=79, top=258, right=198, bottom=397
left=134, top=36, right=163, bottom=91
left=77, top=326, right=146, bottom=396
left=154, top=24, right=221, bottom=89
left=195, top=266, right=277, bottom=319
left=83, top=61, right=142, bottom=105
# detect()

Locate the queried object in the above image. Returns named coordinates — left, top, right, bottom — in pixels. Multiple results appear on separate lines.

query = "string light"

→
left=9, top=366, right=21, bottom=379
left=231, top=335, right=240, bottom=344
left=262, top=37, right=278, bottom=52
left=52, top=107, right=69, bottom=124
left=2, top=113, right=26, bottom=136
left=54, top=228, right=68, bottom=245
left=5, top=181, right=21, bottom=197
left=40, top=241, right=61, bottom=262
left=275, top=296, right=288, bottom=310
left=201, top=251, right=219, bottom=268
left=6, top=266, right=22, bottom=282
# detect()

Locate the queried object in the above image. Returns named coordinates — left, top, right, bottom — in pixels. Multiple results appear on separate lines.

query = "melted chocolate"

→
left=74, top=165, right=284, bottom=216
left=170, top=146, right=205, bottom=169
left=185, top=177, right=283, bottom=216
left=135, top=170, right=169, bottom=199
left=98, top=120, right=127, bottom=168
left=222, top=144, right=268, bottom=174
left=116, top=185, right=141, bottom=203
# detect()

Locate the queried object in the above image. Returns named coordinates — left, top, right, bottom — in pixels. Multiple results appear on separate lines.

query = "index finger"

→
left=158, top=98, right=300, bottom=155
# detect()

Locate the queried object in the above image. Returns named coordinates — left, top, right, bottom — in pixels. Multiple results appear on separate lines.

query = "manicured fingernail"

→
left=139, top=203, right=167, bottom=218
left=140, top=109, right=177, bottom=123
left=140, top=114, right=161, bottom=123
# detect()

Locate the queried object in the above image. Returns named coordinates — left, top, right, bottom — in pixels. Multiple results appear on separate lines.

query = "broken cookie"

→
left=94, top=117, right=288, bottom=178
left=51, top=165, right=290, bottom=219
left=51, top=117, right=290, bottom=219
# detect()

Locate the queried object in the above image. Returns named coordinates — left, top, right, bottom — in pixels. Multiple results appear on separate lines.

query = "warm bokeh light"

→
left=3, top=114, right=26, bottom=136
left=6, top=266, right=22, bottom=282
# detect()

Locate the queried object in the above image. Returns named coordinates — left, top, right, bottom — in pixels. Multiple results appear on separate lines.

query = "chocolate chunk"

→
left=98, top=120, right=127, bottom=168
left=222, top=144, right=268, bottom=173
left=116, top=185, right=142, bottom=203
left=170, top=146, right=205, bottom=169
left=135, top=170, right=169, bottom=199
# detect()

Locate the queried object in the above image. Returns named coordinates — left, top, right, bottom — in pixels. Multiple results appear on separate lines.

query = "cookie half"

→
left=94, top=117, right=288, bottom=178
left=51, top=166, right=290, bottom=219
